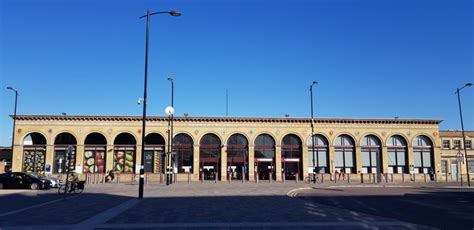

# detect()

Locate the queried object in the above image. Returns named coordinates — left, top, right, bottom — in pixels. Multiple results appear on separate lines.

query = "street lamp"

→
left=138, top=9, right=181, bottom=199
left=456, top=82, right=472, bottom=187
left=310, top=81, right=318, bottom=183
left=167, top=76, right=174, bottom=185
left=165, top=105, right=175, bottom=185
left=6, top=87, right=18, bottom=158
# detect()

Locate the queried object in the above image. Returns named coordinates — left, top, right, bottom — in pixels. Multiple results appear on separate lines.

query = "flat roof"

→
left=11, top=115, right=443, bottom=125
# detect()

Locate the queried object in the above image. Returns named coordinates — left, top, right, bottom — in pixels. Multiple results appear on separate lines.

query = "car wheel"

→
left=30, top=182, right=39, bottom=190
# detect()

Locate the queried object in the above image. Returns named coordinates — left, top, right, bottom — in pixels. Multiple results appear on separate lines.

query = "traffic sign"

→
left=456, top=151, right=464, bottom=163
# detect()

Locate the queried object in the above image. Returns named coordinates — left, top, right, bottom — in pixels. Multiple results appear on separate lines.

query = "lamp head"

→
left=466, top=83, right=473, bottom=87
left=168, top=77, right=173, bottom=81
left=312, top=81, right=318, bottom=85
left=169, top=11, right=181, bottom=17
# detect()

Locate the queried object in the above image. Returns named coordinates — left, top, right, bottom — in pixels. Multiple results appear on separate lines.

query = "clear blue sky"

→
left=1, top=0, right=473, bottom=146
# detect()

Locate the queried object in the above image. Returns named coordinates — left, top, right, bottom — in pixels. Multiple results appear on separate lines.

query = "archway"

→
left=282, top=134, right=303, bottom=180
left=361, top=135, right=382, bottom=174
left=173, top=133, right=194, bottom=173
left=199, top=134, right=221, bottom=180
left=113, top=133, right=136, bottom=173
left=84, top=133, right=107, bottom=174
left=144, top=133, right=165, bottom=173
left=22, top=132, right=47, bottom=173
left=387, top=135, right=408, bottom=174
left=227, top=134, right=248, bottom=180
left=413, top=135, right=434, bottom=174
left=254, top=134, right=276, bottom=181
left=53, top=133, right=77, bottom=174
left=334, top=135, right=356, bottom=174
left=307, top=134, right=329, bottom=174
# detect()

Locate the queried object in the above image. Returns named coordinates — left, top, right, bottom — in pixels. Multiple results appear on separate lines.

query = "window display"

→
left=83, top=149, right=106, bottom=173
left=23, top=149, right=46, bottom=173
left=113, top=149, right=135, bottom=173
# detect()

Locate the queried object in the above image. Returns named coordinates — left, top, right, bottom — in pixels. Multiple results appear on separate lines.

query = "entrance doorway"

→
left=200, top=159, right=220, bottom=180
left=255, top=159, right=275, bottom=180
left=282, top=159, right=300, bottom=180
left=451, top=160, right=458, bottom=181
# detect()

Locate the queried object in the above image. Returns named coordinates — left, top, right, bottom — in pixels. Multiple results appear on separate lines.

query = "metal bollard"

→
left=214, top=172, right=217, bottom=183
left=256, top=173, right=259, bottom=184
left=117, top=174, right=120, bottom=184
left=360, top=174, right=363, bottom=183
left=242, top=174, right=245, bottom=184
left=347, top=174, right=350, bottom=184
left=391, top=173, right=394, bottom=183
left=373, top=173, right=376, bottom=184
left=131, top=174, right=135, bottom=185
left=228, top=172, right=232, bottom=184
left=269, top=172, right=272, bottom=184
left=424, top=174, right=427, bottom=183
left=145, top=174, right=149, bottom=184
left=321, top=174, right=324, bottom=184
left=402, top=173, right=405, bottom=183
left=282, top=172, right=285, bottom=184
left=201, top=172, right=204, bottom=184
left=296, top=173, right=299, bottom=184
left=187, top=173, right=190, bottom=184
left=385, top=173, right=388, bottom=183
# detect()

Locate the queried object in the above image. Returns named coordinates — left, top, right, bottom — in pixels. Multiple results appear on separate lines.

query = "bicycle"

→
left=305, top=174, right=323, bottom=184
left=58, top=181, right=85, bottom=194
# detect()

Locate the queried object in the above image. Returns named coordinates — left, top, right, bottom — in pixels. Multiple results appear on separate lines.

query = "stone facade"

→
left=439, top=130, right=474, bottom=181
left=11, top=115, right=443, bottom=182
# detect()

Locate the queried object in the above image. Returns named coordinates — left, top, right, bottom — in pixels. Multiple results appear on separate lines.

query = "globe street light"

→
left=310, top=81, right=318, bottom=183
left=138, top=9, right=181, bottom=199
left=165, top=105, right=175, bottom=185
left=6, top=87, right=18, bottom=158
left=456, top=83, right=472, bottom=187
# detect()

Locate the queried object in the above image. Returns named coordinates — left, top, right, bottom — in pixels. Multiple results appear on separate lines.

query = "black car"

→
left=0, top=172, right=51, bottom=190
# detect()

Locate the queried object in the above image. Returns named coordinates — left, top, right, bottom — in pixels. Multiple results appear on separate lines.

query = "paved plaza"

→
left=0, top=181, right=473, bottom=229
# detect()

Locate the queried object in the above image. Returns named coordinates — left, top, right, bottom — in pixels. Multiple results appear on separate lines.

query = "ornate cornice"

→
left=11, top=115, right=442, bottom=126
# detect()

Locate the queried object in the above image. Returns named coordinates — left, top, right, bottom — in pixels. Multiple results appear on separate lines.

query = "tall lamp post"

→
left=167, top=76, right=174, bottom=185
left=7, top=87, right=19, bottom=159
left=310, top=81, right=318, bottom=183
left=138, top=9, right=181, bottom=199
left=456, top=83, right=472, bottom=187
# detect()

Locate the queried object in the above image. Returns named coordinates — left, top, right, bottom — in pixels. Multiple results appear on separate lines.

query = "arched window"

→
left=307, top=134, right=329, bottom=173
left=22, top=133, right=46, bottom=173
left=54, top=133, right=77, bottom=174
left=361, top=135, right=382, bottom=174
left=84, top=133, right=107, bottom=174
left=144, top=133, right=165, bottom=173
left=173, top=134, right=193, bottom=173
left=227, top=134, right=249, bottom=180
left=227, top=134, right=248, bottom=158
left=413, top=135, right=433, bottom=174
left=387, top=135, right=408, bottom=174
left=254, top=134, right=275, bottom=159
left=200, top=134, right=221, bottom=180
left=282, top=134, right=302, bottom=180
left=334, top=135, right=355, bottom=173
left=113, top=133, right=136, bottom=173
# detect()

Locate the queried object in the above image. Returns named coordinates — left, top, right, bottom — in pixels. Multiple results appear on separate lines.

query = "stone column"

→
left=355, top=146, right=362, bottom=174
left=302, top=145, right=309, bottom=178
left=193, top=145, right=200, bottom=180
left=221, top=146, right=227, bottom=181
left=275, top=145, right=282, bottom=181
left=248, top=145, right=255, bottom=181
left=106, top=145, right=114, bottom=173
left=45, top=144, right=54, bottom=173
left=328, top=146, right=335, bottom=175
left=381, top=146, right=388, bottom=174
left=76, top=144, right=85, bottom=174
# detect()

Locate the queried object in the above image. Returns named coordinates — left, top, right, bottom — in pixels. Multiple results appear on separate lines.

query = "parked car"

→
left=29, top=173, right=62, bottom=188
left=0, top=172, right=51, bottom=190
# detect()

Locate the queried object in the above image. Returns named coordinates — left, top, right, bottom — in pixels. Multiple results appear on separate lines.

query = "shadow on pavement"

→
left=297, top=188, right=474, bottom=229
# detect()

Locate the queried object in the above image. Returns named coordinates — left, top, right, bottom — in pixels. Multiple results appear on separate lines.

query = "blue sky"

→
left=1, top=0, right=473, bottom=146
